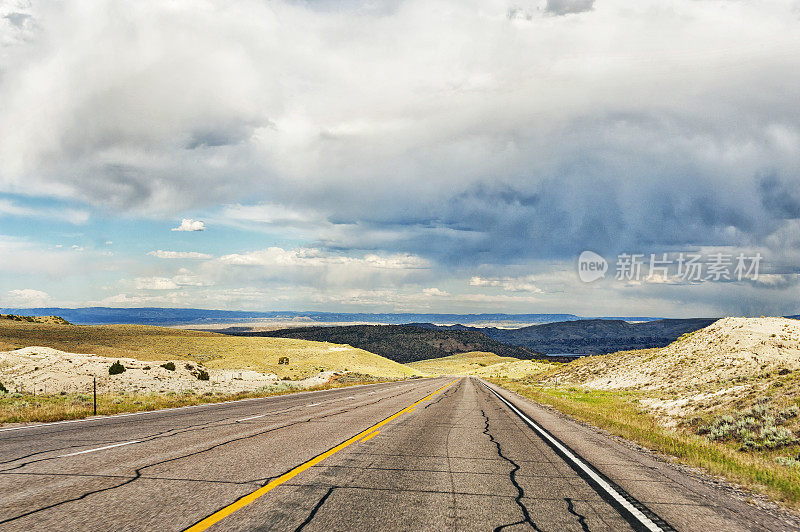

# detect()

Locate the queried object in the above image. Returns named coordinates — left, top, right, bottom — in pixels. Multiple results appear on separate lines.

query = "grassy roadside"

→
left=491, top=379, right=800, bottom=509
left=0, top=375, right=404, bottom=425
left=0, top=320, right=422, bottom=381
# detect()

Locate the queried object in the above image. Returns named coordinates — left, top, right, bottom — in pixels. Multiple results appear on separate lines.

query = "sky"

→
left=1, top=0, right=800, bottom=317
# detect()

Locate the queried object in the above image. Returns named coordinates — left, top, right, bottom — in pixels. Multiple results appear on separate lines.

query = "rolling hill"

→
left=230, top=324, right=543, bottom=363
left=0, top=319, right=421, bottom=380
left=406, top=352, right=556, bottom=378
left=407, top=351, right=521, bottom=375
left=412, top=318, right=719, bottom=355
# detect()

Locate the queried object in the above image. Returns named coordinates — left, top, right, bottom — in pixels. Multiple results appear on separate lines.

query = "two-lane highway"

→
left=0, top=377, right=796, bottom=531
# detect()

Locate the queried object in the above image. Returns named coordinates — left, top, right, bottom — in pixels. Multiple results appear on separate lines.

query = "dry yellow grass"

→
left=470, top=359, right=556, bottom=379
left=407, top=351, right=524, bottom=375
left=483, top=319, right=800, bottom=511
left=495, top=380, right=800, bottom=509
left=0, top=314, right=70, bottom=325
left=0, top=320, right=422, bottom=380
left=0, top=376, right=395, bottom=425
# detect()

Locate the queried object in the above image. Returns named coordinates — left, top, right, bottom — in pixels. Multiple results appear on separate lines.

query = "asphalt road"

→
left=0, top=377, right=797, bottom=531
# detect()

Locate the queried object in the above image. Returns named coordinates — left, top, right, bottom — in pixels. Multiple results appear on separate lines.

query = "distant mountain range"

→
left=0, top=307, right=664, bottom=326
left=227, top=324, right=545, bottom=363
left=3, top=306, right=791, bottom=359
left=411, top=318, right=720, bottom=355
left=224, top=318, right=720, bottom=360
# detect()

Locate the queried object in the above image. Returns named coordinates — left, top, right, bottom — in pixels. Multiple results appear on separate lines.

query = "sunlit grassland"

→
left=0, top=320, right=422, bottom=380
left=407, top=351, right=521, bottom=375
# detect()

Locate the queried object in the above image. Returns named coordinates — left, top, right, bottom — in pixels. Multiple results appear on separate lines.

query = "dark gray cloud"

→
left=4, top=12, right=32, bottom=28
left=545, top=0, right=594, bottom=16
left=759, top=174, right=800, bottom=220
left=2, top=0, right=800, bottom=315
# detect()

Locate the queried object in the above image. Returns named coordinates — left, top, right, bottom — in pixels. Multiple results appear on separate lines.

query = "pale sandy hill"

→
left=0, top=320, right=423, bottom=381
left=0, top=346, right=288, bottom=395
left=546, top=317, right=800, bottom=391
left=527, top=317, right=800, bottom=425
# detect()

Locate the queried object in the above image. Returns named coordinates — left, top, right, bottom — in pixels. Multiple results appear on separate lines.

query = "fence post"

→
left=93, top=376, right=97, bottom=416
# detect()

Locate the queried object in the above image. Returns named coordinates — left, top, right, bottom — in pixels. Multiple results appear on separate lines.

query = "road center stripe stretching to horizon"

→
left=183, top=379, right=460, bottom=531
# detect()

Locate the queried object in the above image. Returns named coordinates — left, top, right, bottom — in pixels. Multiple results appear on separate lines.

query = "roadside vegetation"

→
left=491, top=380, right=800, bottom=508
left=0, top=314, right=71, bottom=325
left=0, top=317, right=425, bottom=424
left=0, top=319, right=421, bottom=380
left=0, top=373, right=397, bottom=425
left=484, top=317, right=800, bottom=510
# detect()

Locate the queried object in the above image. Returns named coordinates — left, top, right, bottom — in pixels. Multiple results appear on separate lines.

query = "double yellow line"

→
left=185, top=379, right=459, bottom=531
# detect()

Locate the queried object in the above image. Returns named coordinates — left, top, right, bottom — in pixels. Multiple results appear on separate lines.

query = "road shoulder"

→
left=482, top=378, right=800, bottom=531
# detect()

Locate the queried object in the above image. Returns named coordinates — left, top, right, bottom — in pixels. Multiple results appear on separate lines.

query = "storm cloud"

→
left=544, top=0, right=594, bottom=16
left=1, top=0, right=799, bottom=315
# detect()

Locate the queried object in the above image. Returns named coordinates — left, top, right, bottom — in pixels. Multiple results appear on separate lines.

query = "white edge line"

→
left=236, top=414, right=266, bottom=422
left=58, top=440, right=142, bottom=457
left=305, top=403, right=322, bottom=407
left=0, top=378, right=437, bottom=434
left=482, top=381, right=663, bottom=532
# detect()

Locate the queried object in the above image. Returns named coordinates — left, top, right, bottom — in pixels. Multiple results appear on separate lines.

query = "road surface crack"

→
left=423, top=385, right=454, bottom=409
left=0, top=388, right=412, bottom=474
left=565, top=497, right=591, bottom=532
left=0, top=405, right=360, bottom=524
left=480, top=408, right=542, bottom=532
left=0, top=386, right=436, bottom=525
left=294, top=487, right=335, bottom=531
left=0, top=418, right=227, bottom=473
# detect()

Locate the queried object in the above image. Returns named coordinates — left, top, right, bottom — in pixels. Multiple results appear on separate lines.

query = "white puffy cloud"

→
left=218, top=247, right=428, bottom=270
left=148, top=250, right=212, bottom=259
left=171, top=219, right=205, bottom=232
left=172, top=268, right=213, bottom=287
left=3, top=288, right=50, bottom=307
left=199, top=247, right=435, bottom=296
left=469, top=275, right=543, bottom=293
left=134, top=277, right=180, bottom=290
left=422, top=287, right=449, bottom=297
left=2, top=0, right=798, bottom=232
left=95, top=292, right=187, bottom=306
left=217, top=203, right=320, bottom=227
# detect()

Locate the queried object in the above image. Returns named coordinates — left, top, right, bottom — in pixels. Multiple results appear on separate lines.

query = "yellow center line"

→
left=184, top=378, right=459, bottom=532
left=359, top=430, right=380, bottom=443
